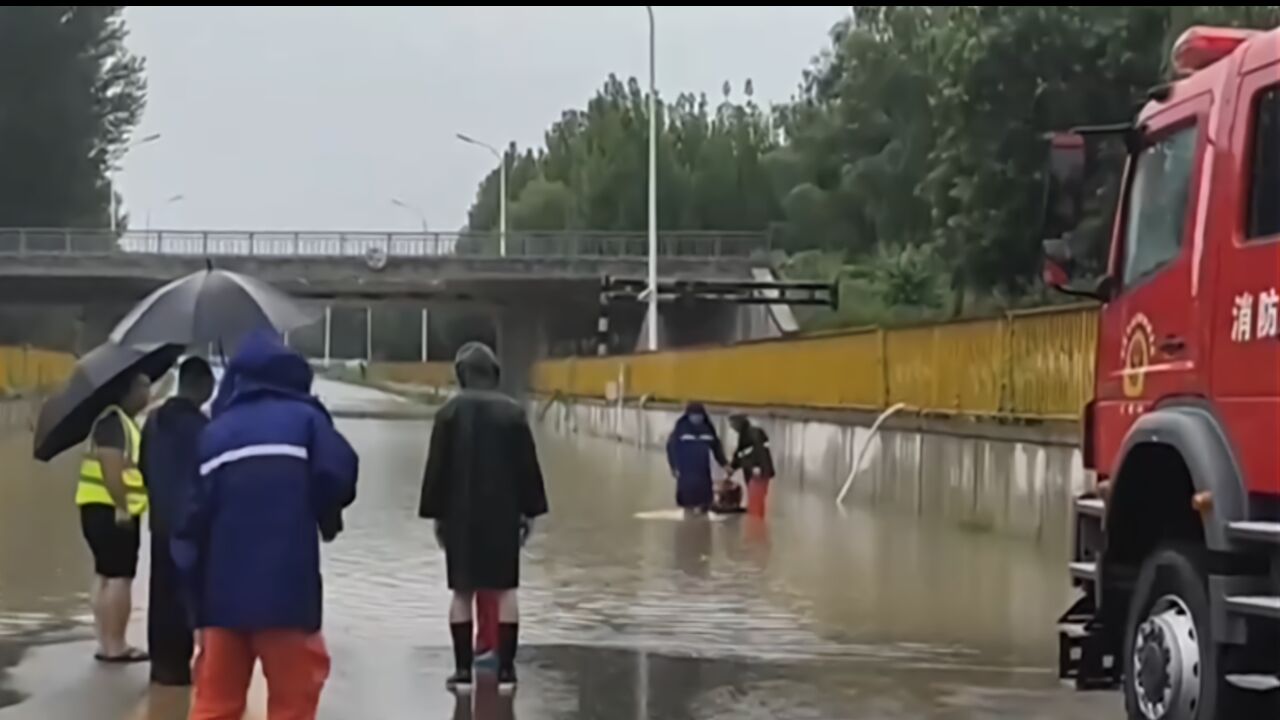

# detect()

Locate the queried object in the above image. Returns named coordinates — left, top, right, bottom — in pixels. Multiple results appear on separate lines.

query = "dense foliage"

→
left=0, top=7, right=146, bottom=352
left=466, top=6, right=1279, bottom=323
left=0, top=6, right=146, bottom=228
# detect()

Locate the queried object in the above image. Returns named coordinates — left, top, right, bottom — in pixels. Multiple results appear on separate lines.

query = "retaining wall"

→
left=0, top=346, right=74, bottom=397
left=537, top=398, right=1089, bottom=545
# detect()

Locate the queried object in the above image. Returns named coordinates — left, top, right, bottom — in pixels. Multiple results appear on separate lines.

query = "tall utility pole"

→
left=457, top=133, right=508, bottom=257
left=645, top=5, right=659, bottom=351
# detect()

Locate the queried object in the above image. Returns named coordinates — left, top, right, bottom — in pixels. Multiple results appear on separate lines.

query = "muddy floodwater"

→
left=0, top=381, right=1119, bottom=719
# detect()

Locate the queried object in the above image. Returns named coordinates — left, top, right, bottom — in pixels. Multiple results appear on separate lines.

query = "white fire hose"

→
left=836, top=402, right=907, bottom=507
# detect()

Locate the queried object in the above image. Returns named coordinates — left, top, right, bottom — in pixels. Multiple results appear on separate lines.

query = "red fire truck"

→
left=1045, top=25, right=1279, bottom=720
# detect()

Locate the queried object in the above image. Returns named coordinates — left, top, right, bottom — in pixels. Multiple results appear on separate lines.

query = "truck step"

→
left=1069, top=561, right=1098, bottom=584
left=1225, top=674, right=1280, bottom=693
left=1226, top=596, right=1280, bottom=620
left=1227, top=521, right=1280, bottom=545
left=1075, top=497, right=1106, bottom=519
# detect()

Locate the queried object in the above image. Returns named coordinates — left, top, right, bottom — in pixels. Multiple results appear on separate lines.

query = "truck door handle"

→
left=1158, top=335, right=1186, bottom=355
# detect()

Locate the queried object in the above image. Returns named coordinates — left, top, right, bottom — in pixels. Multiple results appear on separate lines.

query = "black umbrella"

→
left=109, top=268, right=316, bottom=351
left=33, top=342, right=183, bottom=462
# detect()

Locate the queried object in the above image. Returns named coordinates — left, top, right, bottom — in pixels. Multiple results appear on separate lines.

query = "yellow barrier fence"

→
left=368, top=361, right=456, bottom=389
left=0, top=345, right=76, bottom=396
left=531, top=305, right=1098, bottom=421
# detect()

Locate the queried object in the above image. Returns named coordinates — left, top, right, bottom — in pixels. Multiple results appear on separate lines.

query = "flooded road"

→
left=0, top=381, right=1119, bottom=719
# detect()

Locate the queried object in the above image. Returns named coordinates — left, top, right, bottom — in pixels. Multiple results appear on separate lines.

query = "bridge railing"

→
left=0, top=229, right=769, bottom=260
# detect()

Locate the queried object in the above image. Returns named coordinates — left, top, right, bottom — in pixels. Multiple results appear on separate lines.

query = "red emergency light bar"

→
left=1172, top=26, right=1258, bottom=77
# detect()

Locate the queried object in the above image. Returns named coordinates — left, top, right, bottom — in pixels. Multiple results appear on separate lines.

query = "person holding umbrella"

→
left=78, top=371, right=153, bottom=663
left=35, top=341, right=184, bottom=664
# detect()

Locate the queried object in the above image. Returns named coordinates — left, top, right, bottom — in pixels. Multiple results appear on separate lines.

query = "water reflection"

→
left=672, top=518, right=712, bottom=579
left=451, top=680, right=517, bottom=720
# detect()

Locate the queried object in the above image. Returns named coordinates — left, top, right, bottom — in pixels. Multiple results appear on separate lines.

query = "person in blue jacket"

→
left=174, top=329, right=357, bottom=719
left=666, top=403, right=728, bottom=516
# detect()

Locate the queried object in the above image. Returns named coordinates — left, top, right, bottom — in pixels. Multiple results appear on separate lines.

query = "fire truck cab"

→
left=1045, top=26, right=1280, bottom=720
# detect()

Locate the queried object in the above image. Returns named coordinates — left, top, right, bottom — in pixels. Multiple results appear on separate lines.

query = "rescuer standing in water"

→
left=729, top=414, right=776, bottom=518
left=419, top=342, right=549, bottom=693
left=666, top=403, right=729, bottom=516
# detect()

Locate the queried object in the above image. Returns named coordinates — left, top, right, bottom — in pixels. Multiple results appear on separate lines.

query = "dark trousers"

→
left=148, top=531, right=194, bottom=685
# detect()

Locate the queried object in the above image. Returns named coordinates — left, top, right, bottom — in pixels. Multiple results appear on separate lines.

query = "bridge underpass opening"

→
left=285, top=303, right=501, bottom=365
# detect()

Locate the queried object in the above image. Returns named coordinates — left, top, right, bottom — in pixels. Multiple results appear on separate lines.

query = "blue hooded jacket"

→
left=173, top=330, right=358, bottom=633
left=666, top=403, right=727, bottom=508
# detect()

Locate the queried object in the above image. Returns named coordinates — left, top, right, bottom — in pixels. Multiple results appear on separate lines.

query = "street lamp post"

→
left=456, top=133, right=507, bottom=257
left=108, top=133, right=162, bottom=233
left=645, top=6, right=658, bottom=352
left=145, top=193, right=185, bottom=234
left=390, top=198, right=429, bottom=232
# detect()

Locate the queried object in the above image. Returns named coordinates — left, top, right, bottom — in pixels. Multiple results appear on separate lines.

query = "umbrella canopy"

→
left=109, top=268, right=316, bottom=351
left=33, top=342, right=183, bottom=462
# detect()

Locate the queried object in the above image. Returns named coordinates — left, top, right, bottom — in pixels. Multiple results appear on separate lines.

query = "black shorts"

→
left=80, top=505, right=140, bottom=579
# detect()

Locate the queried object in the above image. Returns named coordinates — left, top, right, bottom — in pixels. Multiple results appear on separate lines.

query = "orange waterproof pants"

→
left=190, top=629, right=330, bottom=720
left=747, top=477, right=771, bottom=518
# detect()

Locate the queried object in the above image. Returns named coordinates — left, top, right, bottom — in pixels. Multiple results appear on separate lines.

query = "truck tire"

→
left=1123, top=546, right=1222, bottom=720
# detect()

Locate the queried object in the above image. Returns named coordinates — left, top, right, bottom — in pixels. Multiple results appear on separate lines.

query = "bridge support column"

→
left=497, top=306, right=547, bottom=397
left=596, top=281, right=609, bottom=357
left=427, top=308, right=437, bottom=363
left=323, top=306, right=332, bottom=367
left=365, top=306, right=373, bottom=362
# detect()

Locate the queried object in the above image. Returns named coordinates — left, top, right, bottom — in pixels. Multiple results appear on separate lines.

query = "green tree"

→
left=921, top=6, right=1279, bottom=310
left=464, top=74, right=783, bottom=236
left=0, top=6, right=147, bottom=228
left=462, top=7, right=1280, bottom=323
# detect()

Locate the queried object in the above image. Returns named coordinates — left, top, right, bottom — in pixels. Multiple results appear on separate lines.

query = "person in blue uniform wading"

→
left=666, top=403, right=728, bottom=516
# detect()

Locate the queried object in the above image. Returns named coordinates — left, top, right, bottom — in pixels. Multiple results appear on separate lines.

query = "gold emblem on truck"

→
left=1121, top=314, right=1155, bottom=399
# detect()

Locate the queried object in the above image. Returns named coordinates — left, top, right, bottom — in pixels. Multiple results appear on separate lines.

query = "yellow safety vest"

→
left=77, top=405, right=148, bottom=516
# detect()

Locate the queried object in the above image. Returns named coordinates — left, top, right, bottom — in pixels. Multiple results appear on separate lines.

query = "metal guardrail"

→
left=0, top=228, right=769, bottom=260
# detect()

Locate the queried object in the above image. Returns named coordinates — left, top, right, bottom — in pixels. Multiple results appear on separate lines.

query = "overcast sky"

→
left=116, top=6, right=848, bottom=232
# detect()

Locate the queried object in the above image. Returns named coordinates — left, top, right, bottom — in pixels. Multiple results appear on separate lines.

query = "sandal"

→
left=94, top=647, right=150, bottom=664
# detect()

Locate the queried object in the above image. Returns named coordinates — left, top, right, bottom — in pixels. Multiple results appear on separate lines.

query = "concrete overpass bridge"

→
left=0, top=228, right=812, bottom=390
left=0, top=228, right=765, bottom=303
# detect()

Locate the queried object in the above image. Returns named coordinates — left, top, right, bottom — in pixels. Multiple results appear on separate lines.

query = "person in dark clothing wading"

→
left=667, top=403, right=728, bottom=516
left=419, top=342, right=549, bottom=694
left=729, top=414, right=776, bottom=518
left=140, top=357, right=214, bottom=686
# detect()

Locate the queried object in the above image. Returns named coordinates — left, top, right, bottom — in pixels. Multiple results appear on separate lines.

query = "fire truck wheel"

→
left=1123, top=545, right=1220, bottom=720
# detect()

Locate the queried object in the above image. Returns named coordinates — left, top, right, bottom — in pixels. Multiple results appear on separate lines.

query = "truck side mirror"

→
left=1045, top=132, right=1086, bottom=234
left=1043, top=236, right=1112, bottom=301
left=1042, top=237, right=1074, bottom=288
